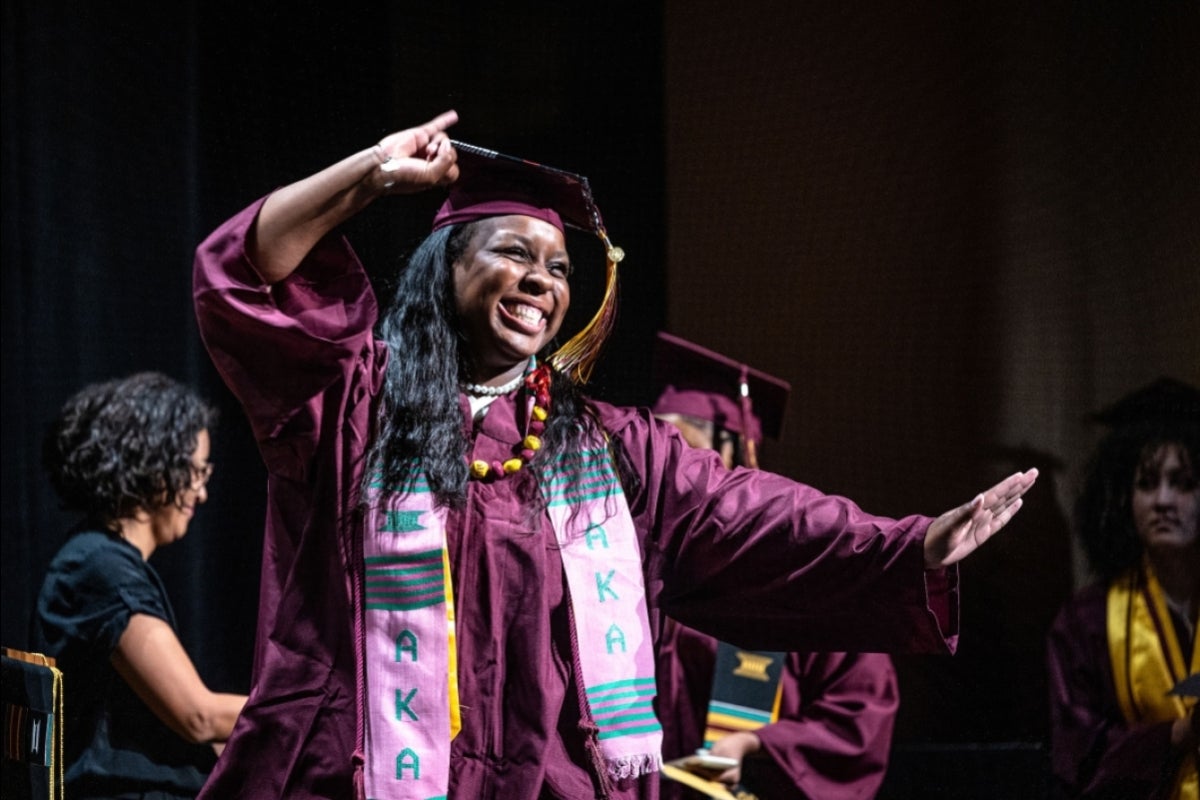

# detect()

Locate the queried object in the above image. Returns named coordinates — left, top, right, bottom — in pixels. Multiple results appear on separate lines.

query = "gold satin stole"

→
left=1107, top=559, right=1199, bottom=800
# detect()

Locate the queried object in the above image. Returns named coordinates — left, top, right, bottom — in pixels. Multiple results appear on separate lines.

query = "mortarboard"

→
left=1090, top=377, right=1200, bottom=429
left=433, top=141, right=624, bottom=384
left=651, top=331, right=791, bottom=466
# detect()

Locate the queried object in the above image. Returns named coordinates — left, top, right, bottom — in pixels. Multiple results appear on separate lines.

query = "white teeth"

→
left=509, top=304, right=543, bottom=324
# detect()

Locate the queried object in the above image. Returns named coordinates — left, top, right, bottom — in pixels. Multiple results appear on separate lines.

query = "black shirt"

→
left=33, top=530, right=216, bottom=799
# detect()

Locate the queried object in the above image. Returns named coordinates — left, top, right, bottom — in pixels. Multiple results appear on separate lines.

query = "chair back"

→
left=2, top=648, right=64, bottom=800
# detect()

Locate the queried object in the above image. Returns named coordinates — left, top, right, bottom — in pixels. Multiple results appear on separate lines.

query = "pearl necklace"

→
left=460, top=373, right=524, bottom=397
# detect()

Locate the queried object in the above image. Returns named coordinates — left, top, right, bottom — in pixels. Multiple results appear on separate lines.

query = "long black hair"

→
left=1076, top=417, right=1200, bottom=582
left=43, top=371, right=217, bottom=529
left=366, top=222, right=604, bottom=510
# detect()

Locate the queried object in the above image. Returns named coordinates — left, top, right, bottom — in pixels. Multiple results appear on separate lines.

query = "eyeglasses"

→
left=190, top=462, right=215, bottom=488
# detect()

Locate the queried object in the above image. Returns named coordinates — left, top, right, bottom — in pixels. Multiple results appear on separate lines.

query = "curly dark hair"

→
left=367, top=222, right=605, bottom=510
left=1076, top=418, right=1200, bottom=582
left=43, top=372, right=218, bottom=528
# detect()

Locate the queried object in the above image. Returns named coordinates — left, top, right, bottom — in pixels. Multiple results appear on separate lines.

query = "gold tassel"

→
left=550, top=232, right=624, bottom=384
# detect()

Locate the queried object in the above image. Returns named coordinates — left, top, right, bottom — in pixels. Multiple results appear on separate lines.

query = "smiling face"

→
left=1131, top=442, right=1199, bottom=556
left=452, top=215, right=572, bottom=382
left=147, top=428, right=212, bottom=548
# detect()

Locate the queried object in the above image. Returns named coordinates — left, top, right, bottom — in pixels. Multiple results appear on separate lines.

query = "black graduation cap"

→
left=1091, top=377, right=1200, bottom=428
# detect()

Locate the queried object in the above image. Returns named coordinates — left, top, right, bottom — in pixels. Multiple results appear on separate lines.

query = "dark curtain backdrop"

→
left=662, top=2, right=1199, bottom=795
left=2, top=0, right=666, bottom=692
left=4, top=0, right=1198, bottom=796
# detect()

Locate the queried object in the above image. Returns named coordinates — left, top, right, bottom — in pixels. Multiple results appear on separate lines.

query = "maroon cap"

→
left=432, top=141, right=606, bottom=235
left=651, top=332, right=791, bottom=444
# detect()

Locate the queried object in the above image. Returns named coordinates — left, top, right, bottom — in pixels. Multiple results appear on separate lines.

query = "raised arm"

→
left=251, top=110, right=460, bottom=283
left=111, top=613, right=247, bottom=746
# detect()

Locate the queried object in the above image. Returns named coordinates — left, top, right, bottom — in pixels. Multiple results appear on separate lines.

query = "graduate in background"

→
left=1047, top=377, right=1199, bottom=800
left=651, top=332, right=899, bottom=800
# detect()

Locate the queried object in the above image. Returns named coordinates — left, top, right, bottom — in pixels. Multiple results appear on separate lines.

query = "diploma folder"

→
left=662, top=751, right=766, bottom=800
left=1169, top=671, right=1200, bottom=698
left=660, top=760, right=739, bottom=800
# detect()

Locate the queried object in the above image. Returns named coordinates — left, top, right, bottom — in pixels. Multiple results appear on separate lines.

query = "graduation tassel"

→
left=737, top=367, right=760, bottom=469
left=550, top=231, right=623, bottom=384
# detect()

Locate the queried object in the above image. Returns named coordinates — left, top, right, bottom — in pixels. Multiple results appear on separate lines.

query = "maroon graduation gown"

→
left=656, top=619, right=898, bottom=800
left=192, top=197, right=959, bottom=800
left=1047, top=582, right=1190, bottom=799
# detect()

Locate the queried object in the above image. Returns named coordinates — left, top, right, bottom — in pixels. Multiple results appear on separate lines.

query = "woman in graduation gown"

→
left=1046, top=378, right=1199, bottom=799
left=192, top=110, right=1037, bottom=800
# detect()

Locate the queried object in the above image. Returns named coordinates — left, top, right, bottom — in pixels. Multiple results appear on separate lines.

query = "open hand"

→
left=924, top=469, right=1039, bottom=569
left=376, top=110, right=460, bottom=194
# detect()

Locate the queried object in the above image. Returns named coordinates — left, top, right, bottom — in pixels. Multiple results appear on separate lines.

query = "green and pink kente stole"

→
left=361, top=444, right=661, bottom=799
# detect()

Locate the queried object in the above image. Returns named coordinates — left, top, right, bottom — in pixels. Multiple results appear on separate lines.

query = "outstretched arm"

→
left=924, top=468, right=1039, bottom=569
left=251, top=110, right=460, bottom=283
left=111, top=613, right=247, bottom=745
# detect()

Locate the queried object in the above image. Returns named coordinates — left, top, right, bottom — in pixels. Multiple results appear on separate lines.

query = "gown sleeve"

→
left=1046, top=584, right=1179, bottom=799
left=748, top=652, right=898, bottom=799
left=192, top=195, right=383, bottom=478
left=192, top=197, right=388, bottom=800
left=601, top=402, right=959, bottom=655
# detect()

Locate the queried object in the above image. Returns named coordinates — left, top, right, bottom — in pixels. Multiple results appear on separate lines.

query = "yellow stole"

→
left=1107, top=559, right=1199, bottom=800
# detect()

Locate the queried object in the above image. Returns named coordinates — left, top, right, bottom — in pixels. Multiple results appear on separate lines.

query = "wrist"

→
left=371, top=144, right=397, bottom=190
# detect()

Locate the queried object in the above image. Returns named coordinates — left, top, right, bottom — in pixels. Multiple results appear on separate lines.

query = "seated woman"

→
left=1047, top=377, right=1199, bottom=799
left=191, top=111, right=1036, bottom=799
left=32, top=372, right=247, bottom=800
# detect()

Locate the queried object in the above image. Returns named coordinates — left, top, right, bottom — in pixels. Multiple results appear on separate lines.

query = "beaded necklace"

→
left=466, top=360, right=552, bottom=481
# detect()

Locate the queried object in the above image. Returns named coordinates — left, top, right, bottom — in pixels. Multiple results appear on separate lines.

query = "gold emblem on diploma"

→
left=731, top=651, right=774, bottom=682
